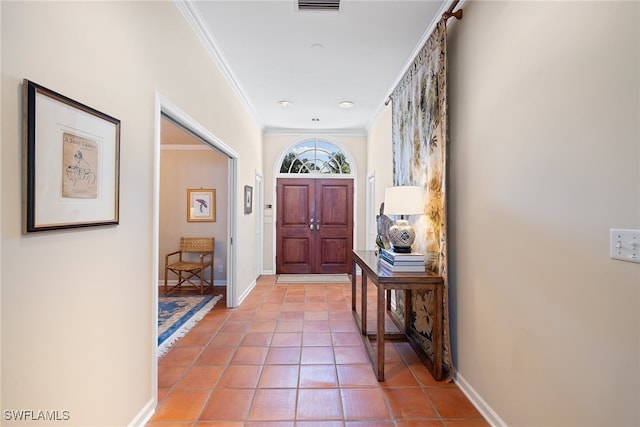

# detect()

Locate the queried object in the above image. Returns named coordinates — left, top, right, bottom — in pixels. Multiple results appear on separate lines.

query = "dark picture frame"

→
left=244, top=185, right=253, bottom=214
left=22, top=79, right=121, bottom=233
left=187, top=188, right=216, bottom=222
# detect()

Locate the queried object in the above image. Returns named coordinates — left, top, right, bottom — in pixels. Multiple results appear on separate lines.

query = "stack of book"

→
left=379, top=248, right=425, bottom=272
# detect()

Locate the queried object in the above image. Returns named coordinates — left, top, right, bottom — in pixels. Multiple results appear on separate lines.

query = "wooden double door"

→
left=276, top=178, right=353, bottom=274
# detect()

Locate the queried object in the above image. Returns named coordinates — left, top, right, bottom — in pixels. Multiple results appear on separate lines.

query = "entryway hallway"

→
left=149, top=275, right=489, bottom=426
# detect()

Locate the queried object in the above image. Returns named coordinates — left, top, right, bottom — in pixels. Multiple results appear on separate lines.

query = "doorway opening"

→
left=155, top=98, right=239, bottom=307
left=152, top=94, right=239, bottom=404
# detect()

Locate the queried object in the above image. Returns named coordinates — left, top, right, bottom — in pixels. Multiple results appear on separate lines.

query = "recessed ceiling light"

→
left=278, top=100, right=291, bottom=107
left=311, top=118, right=320, bottom=122
left=339, top=101, right=354, bottom=109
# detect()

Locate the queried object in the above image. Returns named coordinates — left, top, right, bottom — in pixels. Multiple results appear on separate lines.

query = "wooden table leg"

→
left=360, top=272, right=367, bottom=336
left=404, top=290, right=412, bottom=333
left=351, top=258, right=356, bottom=312
left=376, top=283, right=385, bottom=381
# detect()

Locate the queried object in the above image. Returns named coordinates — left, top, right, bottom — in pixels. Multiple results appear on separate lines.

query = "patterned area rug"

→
left=276, top=274, right=351, bottom=284
left=158, top=294, right=222, bottom=357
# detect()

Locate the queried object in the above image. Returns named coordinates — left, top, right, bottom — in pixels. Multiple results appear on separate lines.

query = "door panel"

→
left=316, top=179, right=353, bottom=273
left=319, top=238, right=348, bottom=268
left=281, top=184, right=311, bottom=225
left=282, top=238, right=310, bottom=264
left=277, top=179, right=314, bottom=273
left=276, top=178, right=353, bottom=274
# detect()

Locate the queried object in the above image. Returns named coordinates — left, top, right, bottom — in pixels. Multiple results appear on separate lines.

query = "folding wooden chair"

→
left=164, top=237, right=214, bottom=295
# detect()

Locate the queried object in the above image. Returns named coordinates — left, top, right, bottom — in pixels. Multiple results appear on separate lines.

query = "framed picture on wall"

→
left=22, top=79, right=121, bottom=233
left=187, top=188, right=216, bottom=222
left=244, top=185, right=253, bottom=214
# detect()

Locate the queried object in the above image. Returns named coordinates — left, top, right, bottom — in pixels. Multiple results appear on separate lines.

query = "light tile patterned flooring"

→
left=148, top=275, right=489, bottom=426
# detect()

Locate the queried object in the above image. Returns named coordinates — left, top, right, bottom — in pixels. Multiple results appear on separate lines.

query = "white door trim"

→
left=366, top=173, right=376, bottom=251
left=255, top=171, right=264, bottom=276
left=152, top=94, right=239, bottom=410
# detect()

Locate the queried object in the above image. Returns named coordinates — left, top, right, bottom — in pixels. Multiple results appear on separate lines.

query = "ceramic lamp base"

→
left=388, top=219, right=415, bottom=253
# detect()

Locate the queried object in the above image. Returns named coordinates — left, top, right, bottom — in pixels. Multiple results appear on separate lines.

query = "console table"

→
left=351, top=249, right=445, bottom=381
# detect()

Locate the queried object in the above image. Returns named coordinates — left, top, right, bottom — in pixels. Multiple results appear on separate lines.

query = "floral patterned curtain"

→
left=391, top=20, right=453, bottom=381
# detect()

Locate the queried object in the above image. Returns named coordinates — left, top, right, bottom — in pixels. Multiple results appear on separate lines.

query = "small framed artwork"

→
left=187, top=188, right=216, bottom=222
left=244, top=185, right=253, bottom=214
left=22, top=79, right=121, bottom=233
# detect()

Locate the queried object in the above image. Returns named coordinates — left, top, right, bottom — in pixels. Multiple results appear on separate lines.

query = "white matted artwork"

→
left=187, top=189, right=216, bottom=222
left=22, top=79, right=120, bottom=233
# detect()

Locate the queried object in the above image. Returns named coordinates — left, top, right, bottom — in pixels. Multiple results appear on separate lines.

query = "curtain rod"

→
left=443, top=0, right=463, bottom=22
left=384, top=2, right=463, bottom=106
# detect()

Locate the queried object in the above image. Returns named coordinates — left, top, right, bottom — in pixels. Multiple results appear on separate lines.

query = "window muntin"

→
left=279, top=140, right=351, bottom=174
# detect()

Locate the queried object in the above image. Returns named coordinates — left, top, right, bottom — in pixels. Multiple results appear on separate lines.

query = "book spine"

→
left=379, top=259, right=426, bottom=272
left=380, top=253, right=423, bottom=266
left=393, top=256, right=425, bottom=262
left=387, top=260, right=426, bottom=266
left=379, top=252, right=395, bottom=264
left=380, top=249, right=424, bottom=263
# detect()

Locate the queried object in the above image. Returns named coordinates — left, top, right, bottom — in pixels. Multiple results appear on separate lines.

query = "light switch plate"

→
left=610, top=228, right=640, bottom=263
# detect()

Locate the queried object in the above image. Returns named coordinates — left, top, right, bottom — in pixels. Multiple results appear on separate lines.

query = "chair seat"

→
left=167, top=260, right=213, bottom=271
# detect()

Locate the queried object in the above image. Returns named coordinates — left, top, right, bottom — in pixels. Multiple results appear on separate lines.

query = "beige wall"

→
left=366, top=105, right=394, bottom=219
left=447, top=1, right=638, bottom=425
left=159, top=146, right=228, bottom=283
left=368, top=1, right=639, bottom=425
left=262, top=134, right=367, bottom=272
left=1, top=1, right=261, bottom=425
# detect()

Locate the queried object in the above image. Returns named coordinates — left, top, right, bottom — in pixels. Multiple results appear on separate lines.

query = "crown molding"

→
left=174, top=0, right=263, bottom=129
left=366, top=0, right=463, bottom=132
left=264, top=127, right=367, bottom=137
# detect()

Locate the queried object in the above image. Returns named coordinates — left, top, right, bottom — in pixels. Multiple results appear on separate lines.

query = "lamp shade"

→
left=384, top=186, right=424, bottom=216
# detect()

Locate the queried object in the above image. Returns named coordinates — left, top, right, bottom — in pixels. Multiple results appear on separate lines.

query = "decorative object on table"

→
left=244, top=185, right=253, bottom=214
left=391, top=19, right=453, bottom=380
left=158, top=294, right=223, bottom=357
left=164, top=237, right=215, bottom=295
left=187, top=188, right=215, bottom=222
left=375, top=202, right=393, bottom=252
left=383, top=186, right=424, bottom=253
left=379, top=248, right=425, bottom=272
left=22, top=79, right=120, bottom=233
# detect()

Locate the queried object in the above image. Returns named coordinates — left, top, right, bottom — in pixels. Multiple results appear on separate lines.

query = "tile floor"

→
left=148, top=275, right=489, bottom=426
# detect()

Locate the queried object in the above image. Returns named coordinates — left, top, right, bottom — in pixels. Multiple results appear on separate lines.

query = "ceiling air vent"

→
left=298, top=0, right=340, bottom=11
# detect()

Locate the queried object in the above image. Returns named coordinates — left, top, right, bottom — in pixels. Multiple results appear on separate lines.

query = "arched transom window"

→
left=279, top=140, right=351, bottom=174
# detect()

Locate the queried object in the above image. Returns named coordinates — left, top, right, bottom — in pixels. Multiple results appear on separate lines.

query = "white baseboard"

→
left=263, top=270, right=358, bottom=276
left=236, top=278, right=257, bottom=306
left=454, top=371, right=507, bottom=427
left=128, top=398, right=155, bottom=427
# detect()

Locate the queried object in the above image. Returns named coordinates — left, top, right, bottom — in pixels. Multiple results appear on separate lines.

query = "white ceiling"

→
left=179, top=0, right=452, bottom=134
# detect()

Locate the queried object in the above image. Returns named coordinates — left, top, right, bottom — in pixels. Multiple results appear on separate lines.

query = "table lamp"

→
left=384, top=185, right=424, bottom=253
